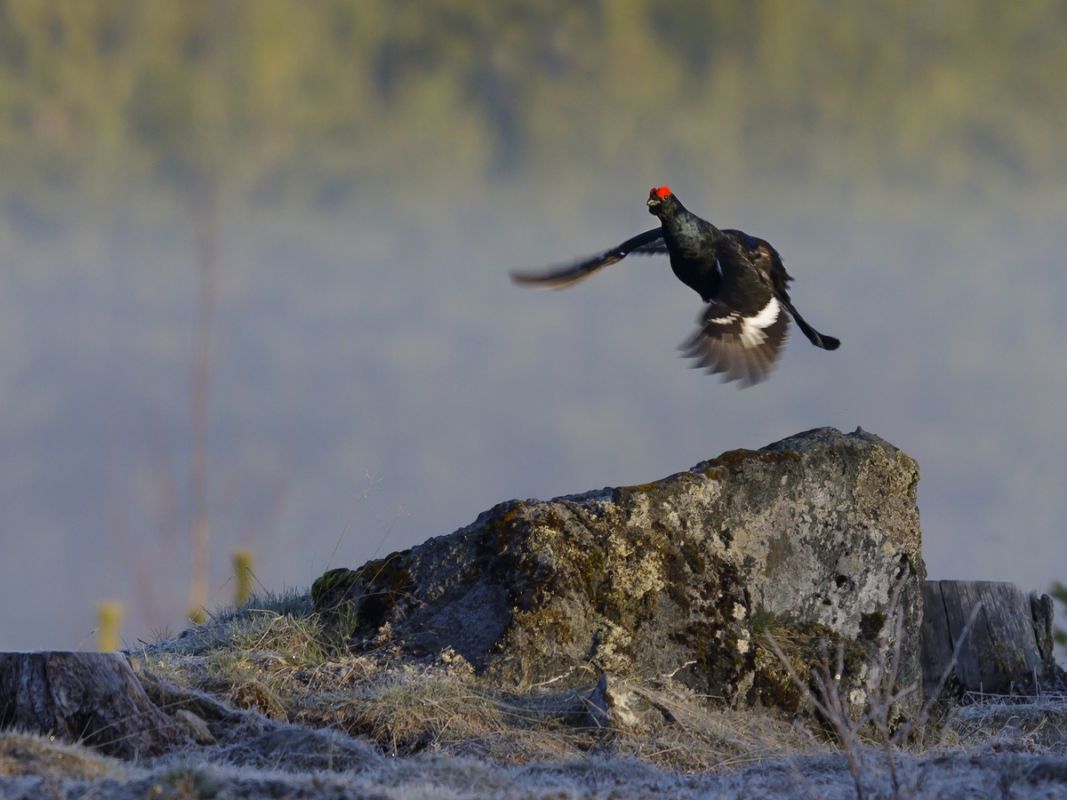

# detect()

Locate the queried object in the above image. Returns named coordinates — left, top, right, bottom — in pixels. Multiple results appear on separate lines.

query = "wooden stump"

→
left=0, top=651, right=186, bottom=759
left=921, top=580, right=1064, bottom=697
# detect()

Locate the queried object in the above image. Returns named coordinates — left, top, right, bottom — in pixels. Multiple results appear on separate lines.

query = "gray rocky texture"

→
left=312, top=426, right=926, bottom=717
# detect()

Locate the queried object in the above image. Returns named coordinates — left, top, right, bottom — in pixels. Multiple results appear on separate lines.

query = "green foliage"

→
left=1, top=0, right=1066, bottom=232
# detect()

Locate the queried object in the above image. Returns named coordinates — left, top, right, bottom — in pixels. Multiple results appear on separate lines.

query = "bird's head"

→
left=647, top=185, right=676, bottom=216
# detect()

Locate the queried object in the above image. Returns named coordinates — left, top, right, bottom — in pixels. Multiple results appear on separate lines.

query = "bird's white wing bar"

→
left=709, top=311, right=739, bottom=325
left=682, top=295, right=790, bottom=387
left=739, top=296, right=780, bottom=349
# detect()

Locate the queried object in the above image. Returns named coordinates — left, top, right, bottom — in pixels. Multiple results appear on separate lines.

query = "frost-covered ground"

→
left=5, top=728, right=1067, bottom=799
left=4, top=600, right=1067, bottom=799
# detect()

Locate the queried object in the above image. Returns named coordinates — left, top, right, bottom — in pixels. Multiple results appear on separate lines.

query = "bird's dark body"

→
left=659, top=210, right=721, bottom=301
left=510, top=186, right=839, bottom=386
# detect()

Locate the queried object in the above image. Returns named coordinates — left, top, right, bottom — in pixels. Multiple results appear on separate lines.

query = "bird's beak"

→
left=647, top=197, right=658, bottom=207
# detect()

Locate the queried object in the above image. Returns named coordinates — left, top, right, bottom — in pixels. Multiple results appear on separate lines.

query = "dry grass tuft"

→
left=123, top=586, right=1067, bottom=800
left=7, top=587, right=1067, bottom=799
left=134, top=592, right=824, bottom=773
left=0, top=731, right=126, bottom=780
left=949, top=693, right=1067, bottom=753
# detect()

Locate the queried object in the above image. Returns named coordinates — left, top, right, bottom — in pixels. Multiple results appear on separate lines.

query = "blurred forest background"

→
left=1, top=0, right=1066, bottom=648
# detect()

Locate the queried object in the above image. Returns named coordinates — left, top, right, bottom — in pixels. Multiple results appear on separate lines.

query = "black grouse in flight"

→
left=511, top=186, right=840, bottom=386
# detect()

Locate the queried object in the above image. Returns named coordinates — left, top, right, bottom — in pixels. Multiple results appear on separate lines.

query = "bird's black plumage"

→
left=511, top=186, right=839, bottom=386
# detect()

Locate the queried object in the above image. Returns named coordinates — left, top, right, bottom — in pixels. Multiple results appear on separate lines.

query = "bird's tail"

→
left=780, top=297, right=840, bottom=350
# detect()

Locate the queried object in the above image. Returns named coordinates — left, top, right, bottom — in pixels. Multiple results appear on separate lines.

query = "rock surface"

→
left=314, top=427, right=926, bottom=716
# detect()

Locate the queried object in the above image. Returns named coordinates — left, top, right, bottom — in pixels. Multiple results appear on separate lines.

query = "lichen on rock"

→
left=313, top=427, right=925, bottom=718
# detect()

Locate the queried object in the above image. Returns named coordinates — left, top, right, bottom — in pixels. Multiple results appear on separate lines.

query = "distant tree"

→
left=3, top=0, right=1067, bottom=226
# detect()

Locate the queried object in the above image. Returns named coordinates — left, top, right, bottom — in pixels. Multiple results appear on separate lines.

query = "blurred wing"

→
left=510, top=228, right=666, bottom=290
left=680, top=295, right=790, bottom=387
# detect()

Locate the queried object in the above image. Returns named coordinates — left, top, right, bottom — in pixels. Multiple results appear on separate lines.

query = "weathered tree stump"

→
left=921, top=580, right=1064, bottom=697
left=0, top=651, right=187, bottom=759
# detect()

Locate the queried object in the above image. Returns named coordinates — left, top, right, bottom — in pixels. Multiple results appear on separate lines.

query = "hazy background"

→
left=1, top=1, right=1065, bottom=649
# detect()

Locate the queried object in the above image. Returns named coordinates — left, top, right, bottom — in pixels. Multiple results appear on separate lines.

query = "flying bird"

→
left=511, top=186, right=840, bottom=387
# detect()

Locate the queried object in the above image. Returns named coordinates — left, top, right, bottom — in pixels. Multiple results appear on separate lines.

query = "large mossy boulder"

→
left=314, top=428, right=925, bottom=716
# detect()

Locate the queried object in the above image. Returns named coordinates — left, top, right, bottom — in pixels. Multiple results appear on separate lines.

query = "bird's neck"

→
left=661, top=204, right=721, bottom=244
